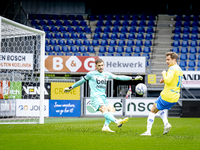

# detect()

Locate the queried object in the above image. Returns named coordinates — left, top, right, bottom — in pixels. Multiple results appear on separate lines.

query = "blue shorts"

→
left=90, top=95, right=111, bottom=111
left=155, top=96, right=177, bottom=110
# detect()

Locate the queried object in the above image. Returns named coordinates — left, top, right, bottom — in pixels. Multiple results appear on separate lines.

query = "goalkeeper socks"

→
left=159, top=110, right=169, bottom=126
left=147, top=112, right=156, bottom=133
left=103, top=111, right=116, bottom=123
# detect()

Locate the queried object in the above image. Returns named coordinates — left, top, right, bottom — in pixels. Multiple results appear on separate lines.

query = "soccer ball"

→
left=135, top=83, right=147, bottom=95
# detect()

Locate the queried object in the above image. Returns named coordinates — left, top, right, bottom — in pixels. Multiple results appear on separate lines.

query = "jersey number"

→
left=177, top=75, right=182, bottom=88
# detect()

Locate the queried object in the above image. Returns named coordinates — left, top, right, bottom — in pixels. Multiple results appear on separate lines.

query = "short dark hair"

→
left=95, top=58, right=104, bottom=64
left=165, top=52, right=178, bottom=61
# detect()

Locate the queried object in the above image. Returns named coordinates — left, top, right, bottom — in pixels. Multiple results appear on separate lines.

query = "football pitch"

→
left=0, top=117, right=199, bottom=150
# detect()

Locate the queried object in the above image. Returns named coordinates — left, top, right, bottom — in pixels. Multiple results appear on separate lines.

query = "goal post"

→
left=0, top=16, right=45, bottom=124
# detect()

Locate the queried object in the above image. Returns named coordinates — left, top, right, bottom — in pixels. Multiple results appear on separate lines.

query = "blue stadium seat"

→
left=54, top=33, right=62, bottom=39
left=129, top=27, right=137, bottom=33
left=189, top=47, right=197, bottom=54
left=75, top=27, right=83, bottom=33
left=51, top=26, right=58, bottom=32
left=68, top=15, right=76, bottom=20
left=79, top=46, right=87, bottom=53
left=181, top=47, right=188, bottom=53
left=84, top=27, right=92, bottom=33
left=146, top=27, right=154, bottom=34
left=50, top=39, right=57, bottom=46
left=62, top=46, right=70, bottom=52
left=95, top=27, right=103, bottom=33
left=99, top=47, right=107, bottom=53
left=102, top=33, right=109, bottom=40
left=130, top=21, right=138, bottom=27
left=112, top=27, right=120, bottom=33
left=131, top=15, right=139, bottom=21
left=98, top=15, right=105, bottom=20
left=55, top=20, right=63, bottom=26
left=58, top=39, right=66, bottom=46
left=106, top=15, right=114, bottom=20
left=115, top=15, right=122, bottom=20
left=59, top=26, right=67, bottom=33
left=63, top=33, right=70, bottom=39
left=183, top=21, right=190, bottom=28
left=92, top=40, right=99, bottom=46
left=125, top=47, right=133, bottom=53
left=181, top=67, right=186, bottom=71
left=198, top=55, right=200, bottom=60
left=89, top=15, right=96, bottom=21
left=93, top=33, right=101, bottom=40
left=75, top=39, right=83, bottom=46
left=125, top=53, right=132, bottom=56
left=83, top=53, right=89, bottom=56
left=172, top=47, right=179, bottom=53
left=70, top=46, right=78, bottom=53
left=135, top=40, right=143, bottom=47
left=119, top=33, right=127, bottom=40
left=118, top=40, right=126, bottom=46
left=128, top=33, right=135, bottom=40
left=134, top=47, right=142, bottom=53
left=147, top=21, right=155, bottom=27
left=190, top=40, right=198, bottom=47
left=63, top=20, right=71, bottom=26
left=138, top=27, right=145, bottom=33
left=66, top=39, right=74, bottom=46
left=71, top=33, right=78, bottom=39
left=133, top=53, right=141, bottom=56
left=197, top=61, right=200, bottom=67
left=121, top=27, right=128, bottom=33
left=183, top=28, right=190, bottom=34
left=105, top=21, right=112, bottom=27
left=143, top=47, right=151, bottom=53
left=31, top=20, right=38, bottom=26
left=80, top=21, right=87, bottom=27
left=107, top=47, right=115, bottom=53
left=174, top=28, right=182, bottom=34
left=109, top=40, right=117, bottom=46
left=188, top=68, right=195, bottom=71
left=88, top=46, right=95, bottom=53
left=57, top=52, right=64, bottom=56
left=46, top=32, right=53, bottom=39
left=140, top=15, right=147, bottom=21
left=113, top=21, right=121, bottom=27
left=143, top=53, right=150, bottom=60
left=179, top=61, right=187, bottom=67
left=192, top=21, right=199, bottom=27
left=145, top=33, right=153, bottom=40
left=98, top=53, right=105, bottom=56
left=182, top=34, right=190, bottom=41
left=139, top=21, right=146, bottom=27
left=45, top=46, right=53, bottom=52
left=43, top=26, right=50, bottom=32
left=47, top=20, right=54, bottom=26
left=115, top=53, right=123, bottom=56
left=110, top=33, right=118, bottom=40
left=79, top=33, right=87, bottom=40
left=107, top=53, right=114, bottom=56
left=122, top=21, right=129, bottom=27
left=83, top=39, right=91, bottom=46
left=180, top=54, right=187, bottom=60
left=53, top=46, right=61, bottom=52
left=173, top=34, right=181, bottom=40
left=144, top=40, right=152, bottom=47
left=48, top=52, right=55, bottom=55
left=181, top=40, right=189, bottom=47
left=103, top=27, right=111, bottom=33
left=188, top=61, right=196, bottom=67
left=77, top=15, right=84, bottom=20
left=67, top=27, right=75, bottom=33
left=127, top=40, right=134, bottom=46
left=74, top=53, right=81, bottom=56
left=116, top=47, right=124, bottom=53
left=39, top=20, right=46, bottom=26
left=191, top=34, right=198, bottom=41
left=45, top=40, right=49, bottom=46
left=123, top=15, right=130, bottom=20
left=172, top=41, right=180, bottom=47
left=149, top=15, right=156, bottom=21
left=65, top=52, right=72, bottom=56
left=96, top=21, right=104, bottom=27
left=191, top=28, right=199, bottom=34
left=100, top=40, right=108, bottom=46
left=137, top=33, right=144, bottom=40
left=189, top=54, right=196, bottom=60
left=175, top=21, right=182, bottom=28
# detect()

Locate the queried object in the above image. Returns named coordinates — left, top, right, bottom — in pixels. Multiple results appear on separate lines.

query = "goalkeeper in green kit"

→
left=64, top=58, right=143, bottom=132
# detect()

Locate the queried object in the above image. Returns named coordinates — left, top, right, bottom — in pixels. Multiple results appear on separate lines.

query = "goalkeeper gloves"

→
left=63, top=86, right=73, bottom=93
left=132, top=76, right=143, bottom=81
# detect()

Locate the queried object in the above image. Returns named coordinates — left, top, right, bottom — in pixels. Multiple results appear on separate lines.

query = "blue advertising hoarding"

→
left=49, top=100, right=81, bottom=117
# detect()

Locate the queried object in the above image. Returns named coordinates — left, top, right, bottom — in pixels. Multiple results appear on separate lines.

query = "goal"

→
left=0, top=16, right=45, bottom=124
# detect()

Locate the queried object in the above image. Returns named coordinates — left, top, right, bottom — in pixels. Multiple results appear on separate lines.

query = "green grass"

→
left=0, top=117, right=200, bottom=150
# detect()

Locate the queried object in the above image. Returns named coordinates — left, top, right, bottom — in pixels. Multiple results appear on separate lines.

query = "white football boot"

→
left=140, top=131, right=151, bottom=136
left=102, top=126, right=115, bottom=132
left=163, top=123, right=172, bottom=135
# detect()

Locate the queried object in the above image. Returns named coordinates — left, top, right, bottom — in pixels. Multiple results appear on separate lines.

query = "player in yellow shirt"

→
left=141, top=52, right=183, bottom=136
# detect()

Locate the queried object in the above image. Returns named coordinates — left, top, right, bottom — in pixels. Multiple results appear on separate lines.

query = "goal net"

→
left=0, top=16, right=45, bottom=124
